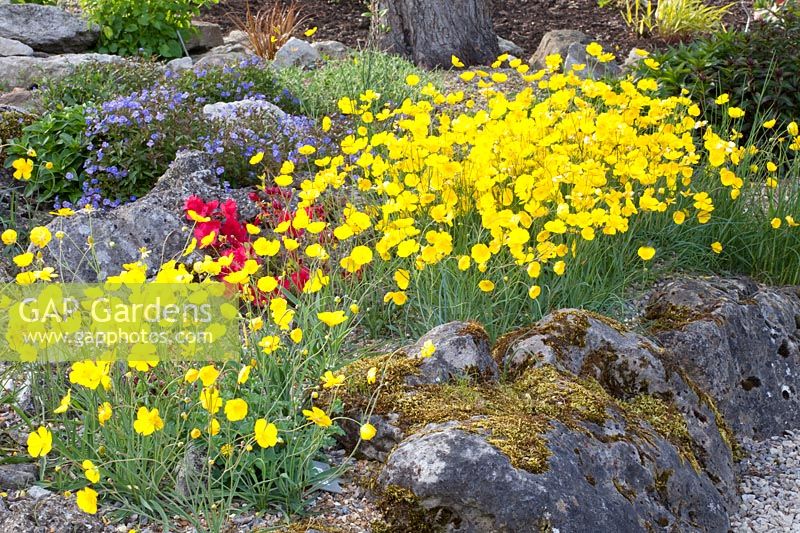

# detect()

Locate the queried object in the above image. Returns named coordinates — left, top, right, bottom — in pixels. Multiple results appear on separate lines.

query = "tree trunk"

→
left=369, top=0, right=500, bottom=69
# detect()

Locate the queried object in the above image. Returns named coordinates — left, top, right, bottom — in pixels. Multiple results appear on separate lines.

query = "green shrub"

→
left=36, top=58, right=165, bottom=109
left=4, top=105, right=87, bottom=203
left=276, top=50, right=440, bottom=119
left=79, top=0, right=219, bottom=58
left=638, top=12, right=800, bottom=133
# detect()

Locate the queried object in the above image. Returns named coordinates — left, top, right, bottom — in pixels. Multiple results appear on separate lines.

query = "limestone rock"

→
left=202, top=99, right=287, bottom=123
left=39, top=151, right=257, bottom=282
left=645, top=277, right=800, bottom=440
left=497, top=36, right=524, bottom=57
left=166, top=56, right=193, bottom=73
left=0, top=464, right=36, bottom=490
left=529, top=29, right=592, bottom=69
left=406, top=321, right=498, bottom=385
left=183, top=20, right=224, bottom=52
left=0, top=36, right=32, bottom=56
left=0, top=4, right=98, bottom=53
left=311, top=40, right=350, bottom=60
left=273, top=37, right=320, bottom=70
left=194, top=43, right=250, bottom=69
left=0, top=53, right=123, bottom=89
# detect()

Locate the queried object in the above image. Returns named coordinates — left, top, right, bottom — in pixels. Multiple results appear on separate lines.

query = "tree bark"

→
left=369, top=0, right=500, bottom=69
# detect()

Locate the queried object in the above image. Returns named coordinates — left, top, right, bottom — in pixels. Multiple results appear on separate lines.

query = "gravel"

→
left=731, top=430, right=800, bottom=532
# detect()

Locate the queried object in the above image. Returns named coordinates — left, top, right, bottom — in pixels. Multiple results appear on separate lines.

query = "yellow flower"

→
left=13, top=252, right=33, bottom=268
left=367, top=366, right=378, bottom=384
left=76, top=487, right=98, bottom=515
left=190, top=428, right=201, bottom=439
left=11, top=158, right=33, bottom=180
left=711, top=241, right=723, bottom=254
left=303, top=406, right=332, bottom=427
left=553, top=261, right=566, bottom=276
left=714, top=93, right=729, bottom=105
left=789, top=122, right=799, bottom=136
left=321, top=370, right=345, bottom=388
left=97, top=402, right=112, bottom=426
left=184, top=368, right=199, bottom=383
left=762, top=119, right=777, bottom=129
left=673, top=211, right=686, bottom=225
left=259, top=335, right=281, bottom=354
left=528, top=285, right=542, bottom=300
left=133, top=407, right=164, bottom=436
left=200, top=387, right=222, bottom=414
left=317, top=310, right=347, bottom=327
left=249, top=152, right=264, bottom=165
left=304, top=26, right=317, bottom=37
left=349, top=303, right=360, bottom=315
left=208, top=418, right=220, bottom=436
left=420, top=339, right=436, bottom=358
left=394, top=269, right=410, bottom=290
left=637, top=246, right=656, bottom=261
left=478, top=279, right=495, bottom=292
left=771, top=217, right=782, bottom=229
left=82, top=460, right=100, bottom=484
left=290, top=327, right=303, bottom=343
left=29, top=226, right=51, bottom=248
left=224, top=398, right=248, bottom=422
left=360, top=423, right=377, bottom=441
left=322, top=116, right=332, bottom=132
left=2, top=229, right=18, bottom=245
left=54, top=389, right=71, bottom=414
left=27, top=426, right=52, bottom=458
left=383, top=291, right=408, bottom=306
left=237, top=365, right=251, bottom=384
left=405, top=74, right=420, bottom=86
left=298, top=144, right=316, bottom=155
left=254, top=419, right=278, bottom=448
left=585, top=42, right=603, bottom=57
left=198, top=365, right=220, bottom=387
left=728, top=107, right=745, bottom=119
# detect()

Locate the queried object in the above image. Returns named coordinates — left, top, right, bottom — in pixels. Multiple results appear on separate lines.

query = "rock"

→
left=497, top=36, right=524, bottom=57
left=0, top=463, right=36, bottom=490
left=0, top=53, right=124, bottom=89
left=529, top=29, right=592, bottom=69
left=311, top=40, right=350, bottom=60
left=25, top=485, right=51, bottom=500
left=622, top=47, right=649, bottom=71
left=166, top=56, right=193, bottom=73
left=645, top=277, right=800, bottom=440
left=224, top=29, right=251, bottom=48
left=0, top=4, right=99, bottom=53
left=193, top=43, right=250, bottom=69
left=183, top=20, right=224, bottom=52
left=0, top=88, right=35, bottom=111
left=40, top=151, right=257, bottom=281
left=273, top=37, right=320, bottom=70
left=563, top=42, right=622, bottom=79
left=202, top=99, right=287, bottom=123
left=499, top=309, right=737, bottom=506
left=0, top=36, right=32, bottom=56
left=406, top=321, right=498, bottom=385
left=379, top=415, right=729, bottom=532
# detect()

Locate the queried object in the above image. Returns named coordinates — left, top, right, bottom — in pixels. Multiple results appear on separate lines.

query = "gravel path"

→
left=731, top=430, right=800, bottom=532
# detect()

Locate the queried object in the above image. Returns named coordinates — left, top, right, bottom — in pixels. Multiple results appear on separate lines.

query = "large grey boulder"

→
left=0, top=36, right=33, bottom=56
left=563, top=41, right=622, bottom=79
left=202, top=99, right=287, bottom=123
left=0, top=53, right=123, bottom=89
left=183, top=20, right=224, bottom=53
left=379, top=414, right=729, bottom=532
left=0, top=463, right=36, bottom=490
left=40, top=151, right=257, bottom=282
left=273, top=37, right=320, bottom=70
left=311, top=40, right=350, bottom=60
left=645, top=277, right=800, bottom=440
left=497, top=36, right=524, bottom=57
left=406, top=321, right=498, bottom=385
left=193, top=43, right=250, bottom=69
left=499, top=309, right=736, bottom=506
left=0, top=4, right=99, bottom=53
left=529, top=29, right=592, bottom=69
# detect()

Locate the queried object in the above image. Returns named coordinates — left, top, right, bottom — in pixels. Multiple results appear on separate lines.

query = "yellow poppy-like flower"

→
left=637, top=246, right=656, bottom=261
left=54, top=389, right=71, bottom=414
left=714, top=93, right=729, bottom=105
left=317, top=311, right=347, bottom=327
left=97, top=402, right=112, bottom=426
left=303, top=406, right=332, bottom=427
left=2, top=229, right=18, bottom=245
left=237, top=365, right=251, bottom=384
left=29, top=226, right=51, bottom=248
left=200, top=387, right=222, bottom=414
left=254, top=419, right=278, bottom=448
left=528, top=285, right=542, bottom=300
left=224, top=398, right=248, bottom=422
left=711, top=242, right=723, bottom=254
left=727, top=107, right=745, bottom=119
left=304, top=26, right=317, bottom=37
left=451, top=55, right=465, bottom=68
left=405, top=74, right=420, bottom=86
left=360, top=423, right=377, bottom=441
left=367, top=366, right=378, bottom=384
left=197, top=365, right=219, bottom=387
left=321, top=370, right=345, bottom=389
left=13, top=252, right=33, bottom=268
left=478, top=280, right=495, bottom=292
left=190, top=428, right=201, bottom=439
left=249, top=152, right=264, bottom=165
left=76, top=487, right=98, bottom=515
left=762, top=119, right=776, bottom=129
left=11, top=158, right=33, bottom=180
left=133, top=407, right=164, bottom=436
left=82, top=460, right=100, bottom=484
left=771, top=218, right=782, bottom=229
left=383, top=291, right=408, bottom=306
left=27, top=426, right=52, bottom=458
left=420, top=340, right=436, bottom=358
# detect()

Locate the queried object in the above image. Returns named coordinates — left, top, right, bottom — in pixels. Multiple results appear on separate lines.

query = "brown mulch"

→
left=201, top=0, right=752, bottom=59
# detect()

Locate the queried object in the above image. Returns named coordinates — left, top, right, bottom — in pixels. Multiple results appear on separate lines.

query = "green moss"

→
left=643, top=303, right=706, bottom=333
left=372, top=485, right=450, bottom=533
left=625, top=395, right=700, bottom=472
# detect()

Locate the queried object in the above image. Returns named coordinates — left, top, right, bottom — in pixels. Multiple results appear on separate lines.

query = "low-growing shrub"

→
left=638, top=11, right=800, bottom=133
left=36, top=58, right=166, bottom=109
left=79, top=0, right=219, bottom=58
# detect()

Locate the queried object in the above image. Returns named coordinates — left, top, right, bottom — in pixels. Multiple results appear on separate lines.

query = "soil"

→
left=201, top=0, right=752, bottom=60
